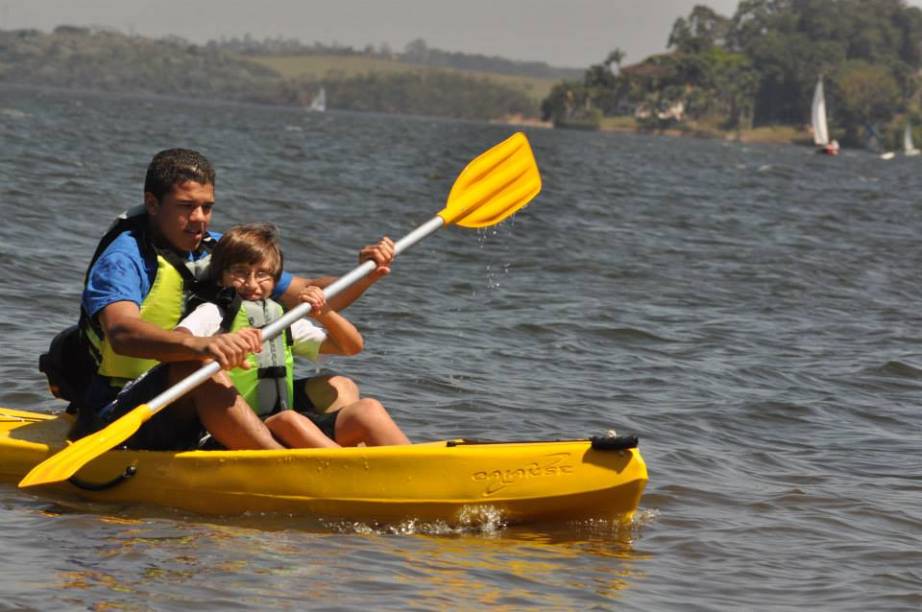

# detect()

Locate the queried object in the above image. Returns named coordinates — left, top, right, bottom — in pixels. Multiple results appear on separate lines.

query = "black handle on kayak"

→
left=590, top=434, right=639, bottom=451
left=68, top=465, right=137, bottom=491
left=445, top=434, right=640, bottom=450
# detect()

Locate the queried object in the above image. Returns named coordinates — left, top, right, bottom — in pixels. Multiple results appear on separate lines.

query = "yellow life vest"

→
left=84, top=254, right=188, bottom=383
left=80, top=208, right=216, bottom=387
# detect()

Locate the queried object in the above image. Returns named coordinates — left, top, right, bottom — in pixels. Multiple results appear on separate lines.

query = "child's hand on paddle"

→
left=359, top=236, right=394, bottom=281
left=299, top=285, right=330, bottom=318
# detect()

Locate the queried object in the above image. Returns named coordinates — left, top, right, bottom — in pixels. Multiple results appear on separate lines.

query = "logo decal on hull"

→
left=472, top=453, right=575, bottom=496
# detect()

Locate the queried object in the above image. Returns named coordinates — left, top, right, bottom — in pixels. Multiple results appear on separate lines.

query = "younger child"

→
left=176, top=223, right=409, bottom=448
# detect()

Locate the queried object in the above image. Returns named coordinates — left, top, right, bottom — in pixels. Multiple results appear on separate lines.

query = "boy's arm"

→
left=100, top=301, right=261, bottom=370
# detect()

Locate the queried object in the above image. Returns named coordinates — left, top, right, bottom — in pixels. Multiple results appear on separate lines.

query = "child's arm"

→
left=315, top=310, right=363, bottom=356
left=279, top=236, right=394, bottom=312
left=298, top=286, right=363, bottom=356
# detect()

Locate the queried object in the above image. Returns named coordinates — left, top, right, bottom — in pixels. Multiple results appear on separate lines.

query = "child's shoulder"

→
left=187, top=300, right=224, bottom=318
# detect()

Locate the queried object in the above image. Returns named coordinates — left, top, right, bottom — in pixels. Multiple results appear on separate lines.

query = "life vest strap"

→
left=258, top=366, right=288, bottom=379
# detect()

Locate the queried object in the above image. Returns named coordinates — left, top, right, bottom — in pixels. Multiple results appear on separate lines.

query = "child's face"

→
left=222, top=261, right=276, bottom=301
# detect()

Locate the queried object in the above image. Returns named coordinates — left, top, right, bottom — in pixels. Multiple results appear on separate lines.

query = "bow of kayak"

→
left=0, top=407, right=647, bottom=525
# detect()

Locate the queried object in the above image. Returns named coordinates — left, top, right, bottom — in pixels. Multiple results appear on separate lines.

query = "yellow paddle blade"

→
left=438, top=132, right=541, bottom=228
left=18, top=404, right=150, bottom=488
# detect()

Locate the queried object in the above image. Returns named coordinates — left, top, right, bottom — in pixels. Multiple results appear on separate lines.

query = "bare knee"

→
left=335, top=398, right=409, bottom=446
left=351, top=397, right=384, bottom=416
left=266, top=410, right=338, bottom=448
left=306, top=374, right=360, bottom=412
left=329, top=376, right=359, bottom=397
left=326, top=375, right=359, bottom=401
left=336, top=399, right=383, bottom=437
left=268, top=410, right=293, bottom=424
left=265, top=411, right=298, bottom=438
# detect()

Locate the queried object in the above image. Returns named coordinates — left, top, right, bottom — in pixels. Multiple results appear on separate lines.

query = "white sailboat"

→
left=308, top=87, right=326, bottom=112
left=904, top=122, right=920, bottom=156
left=811, top=78, right=838, bottom=155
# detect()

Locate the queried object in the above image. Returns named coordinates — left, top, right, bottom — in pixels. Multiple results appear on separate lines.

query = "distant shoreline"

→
left=497, top=114, right=815, bottom=147
left=596, top=116, right=817, bottom=145
left=4, top=82, right=817, bottom=148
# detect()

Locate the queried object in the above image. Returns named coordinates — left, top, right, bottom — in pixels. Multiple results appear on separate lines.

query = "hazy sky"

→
left=4, top=1, right=922, bottom=69
left=0, top=0, right=751, bottom=68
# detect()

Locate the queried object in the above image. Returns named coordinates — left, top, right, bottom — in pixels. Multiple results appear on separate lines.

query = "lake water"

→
left=0, top=85, right=920, bottom=609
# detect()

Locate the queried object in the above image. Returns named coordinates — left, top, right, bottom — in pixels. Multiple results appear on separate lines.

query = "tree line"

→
left=542, top=0, right=922, bottom=148
left=211, top=35, right=581, bottom=81
left=0, top=26, right=538, bottom=120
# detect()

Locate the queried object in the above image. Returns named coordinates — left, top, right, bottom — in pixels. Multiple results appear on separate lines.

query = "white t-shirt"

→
left=177, top=302, right=327, bottom=362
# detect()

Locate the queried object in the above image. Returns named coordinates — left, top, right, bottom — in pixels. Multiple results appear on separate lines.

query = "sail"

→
left=309, top=87, right=326, bottom=112
left=904, top=123, right=919, bottom=156
left=812, top=78, right=829, bottom=146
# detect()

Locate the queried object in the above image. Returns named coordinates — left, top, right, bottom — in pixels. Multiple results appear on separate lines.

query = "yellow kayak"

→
left=0, top=407, right=648, bottom=525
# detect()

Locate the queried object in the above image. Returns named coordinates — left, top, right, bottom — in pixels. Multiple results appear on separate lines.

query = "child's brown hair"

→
left=210, top=223, right=284, bottom=282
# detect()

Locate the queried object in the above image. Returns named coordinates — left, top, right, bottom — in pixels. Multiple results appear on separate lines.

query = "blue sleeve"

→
left=82, top=247, right=150, bottom=319
left=273, top=270, right=293, bottom=299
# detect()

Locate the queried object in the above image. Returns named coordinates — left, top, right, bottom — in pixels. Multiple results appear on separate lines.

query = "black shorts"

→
left=292, top=376, right=338, bottom=440
left=95, top=364, right=205, bottom=451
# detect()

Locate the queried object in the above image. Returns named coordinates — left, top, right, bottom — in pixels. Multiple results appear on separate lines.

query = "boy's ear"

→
left=144, top=192, right=159, bottom=216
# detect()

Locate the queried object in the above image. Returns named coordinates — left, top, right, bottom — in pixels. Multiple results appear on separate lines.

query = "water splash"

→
left=322, top=505, right=508, bottom=536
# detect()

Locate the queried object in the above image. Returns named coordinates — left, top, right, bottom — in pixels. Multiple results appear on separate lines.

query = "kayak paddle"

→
left=19, top=131, right=542, bottom=488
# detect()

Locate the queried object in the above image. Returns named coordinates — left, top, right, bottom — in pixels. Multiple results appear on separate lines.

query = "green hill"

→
left=0, top=26, right=551, bottom=120
left=248, top=54, right=557, bottom=104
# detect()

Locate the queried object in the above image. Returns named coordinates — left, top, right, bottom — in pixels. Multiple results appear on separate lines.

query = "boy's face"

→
left=145, top=180, right=214, bottom=253
left=222, top=262, right=276, bottom=301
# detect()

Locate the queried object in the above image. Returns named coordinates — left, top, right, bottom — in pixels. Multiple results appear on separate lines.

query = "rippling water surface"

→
left=1, top=85, right=920, bottom=609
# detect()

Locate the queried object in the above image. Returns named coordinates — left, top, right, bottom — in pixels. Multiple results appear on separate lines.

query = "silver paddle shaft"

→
left=146, top=215, right=446, bottom=413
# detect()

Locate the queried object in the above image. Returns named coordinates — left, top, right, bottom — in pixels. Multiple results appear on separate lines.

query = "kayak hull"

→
left=0, top=408, right=647, bottom=524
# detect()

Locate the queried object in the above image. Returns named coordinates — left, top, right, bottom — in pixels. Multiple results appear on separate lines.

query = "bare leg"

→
left=265, top=411, right=340, bottom=449
left=169, top=362, right=283, bottom=450
left=305, top=375, right=360, bottom=413
left=333, top=398, right=410, bottom=447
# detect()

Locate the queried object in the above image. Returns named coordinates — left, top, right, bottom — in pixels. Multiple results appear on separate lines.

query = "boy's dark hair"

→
left=144, top=148, right=216, bottom=201
left=211, top=223, right=284, bottom=282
